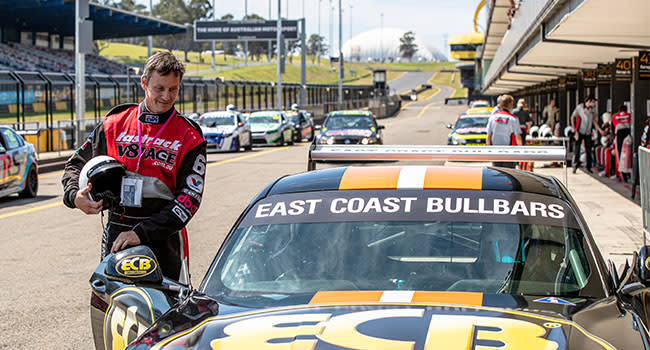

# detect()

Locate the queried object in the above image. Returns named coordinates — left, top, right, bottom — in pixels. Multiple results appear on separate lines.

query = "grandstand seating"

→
left=0, top=42, right=129, bottom=74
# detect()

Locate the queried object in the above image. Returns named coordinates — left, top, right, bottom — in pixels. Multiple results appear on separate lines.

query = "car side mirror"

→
left=238, top=121, right=244, bottom=126
left=635, top=246, right=650, bottom=285
left=0, top=146, right=5, bottom=154
left=447, top=124, right=453, bottom=129
left=377, top=125, right=385, bottom=130
left=314, top=125, right=322, bottom=130
left=105, top=245, right=163, bottom=284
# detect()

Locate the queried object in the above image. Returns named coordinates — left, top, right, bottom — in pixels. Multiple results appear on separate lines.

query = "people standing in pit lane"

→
left=491, top=95, right=503, bottom=114
left=611, top=105, right=631, bottom=180
left=61, top=52, right=207, bottom=284
left=543, top=98, right=559, bottom=132
left=571, top=94, right=603, bottom=174
left=486, top=94, right=522, bottom=168
left=512, top=98, right=532, bottom=145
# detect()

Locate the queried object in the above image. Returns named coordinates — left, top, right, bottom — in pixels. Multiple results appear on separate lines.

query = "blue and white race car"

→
left=0, top=126, right=38, bottom=198
left=198, top=111, right=252, bottom=152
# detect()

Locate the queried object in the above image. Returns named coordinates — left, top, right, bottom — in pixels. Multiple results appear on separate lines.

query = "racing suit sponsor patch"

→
left=186, top=174, right=204, bottom=192
left=172, top=205, right=189, bottom=223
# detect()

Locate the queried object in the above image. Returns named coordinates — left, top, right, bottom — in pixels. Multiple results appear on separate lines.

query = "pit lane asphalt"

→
left=0, top=85, right=638, bottom=349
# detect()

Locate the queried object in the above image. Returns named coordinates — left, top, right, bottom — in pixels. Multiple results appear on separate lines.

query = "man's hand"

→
left=111, top=231, right=142, bottom=253
left=74, top=184, right=103, bottom=214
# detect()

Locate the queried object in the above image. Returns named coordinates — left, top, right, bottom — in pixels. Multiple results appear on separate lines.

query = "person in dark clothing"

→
left=61, top=52, right=207, bottom=283
left=512, top=98, right=532, bottom=145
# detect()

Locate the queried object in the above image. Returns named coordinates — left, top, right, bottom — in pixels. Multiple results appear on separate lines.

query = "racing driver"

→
left=62, top=52, right=207, bottom=284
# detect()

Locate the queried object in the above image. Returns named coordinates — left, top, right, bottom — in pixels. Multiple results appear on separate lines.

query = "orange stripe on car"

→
left=411, top=291, right=483, bottom=305
left=309, top=291, right=384, bottom=304
left=309, top=291, right=483, bottom=305
left=423, top=166, right=482, bottom=190
left=339, top=167, right=401, bottom=190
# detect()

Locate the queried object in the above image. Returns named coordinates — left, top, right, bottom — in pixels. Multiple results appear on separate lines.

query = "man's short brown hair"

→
left=142, top=51, right=186, bottom=84
left=499, top=94, right=514, bottom=110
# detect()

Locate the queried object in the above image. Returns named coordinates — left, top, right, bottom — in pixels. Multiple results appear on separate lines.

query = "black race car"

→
left=284, top=110, right=315, bottom=142
left=90, top=146, right=650, bottom=349
left=315, top=110, right=384, bottom=145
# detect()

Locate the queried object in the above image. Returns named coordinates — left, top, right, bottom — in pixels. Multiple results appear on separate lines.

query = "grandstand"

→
left=0, top=42, right=129, bottom=74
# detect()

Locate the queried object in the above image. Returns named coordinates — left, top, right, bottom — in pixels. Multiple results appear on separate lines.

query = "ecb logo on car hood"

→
left=116, top=255, right=157, bottom=278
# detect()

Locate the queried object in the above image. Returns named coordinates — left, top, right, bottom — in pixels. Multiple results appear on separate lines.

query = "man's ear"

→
left=140, top=75, right=147, bottom=91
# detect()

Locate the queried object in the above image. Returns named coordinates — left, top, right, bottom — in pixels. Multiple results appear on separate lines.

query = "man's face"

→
left=585, top=99, right=595, bottom=108
left=141, top=71, right=180, bottom=114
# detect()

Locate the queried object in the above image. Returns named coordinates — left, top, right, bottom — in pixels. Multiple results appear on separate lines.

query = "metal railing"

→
left=0, top=70, right=375, bottom=152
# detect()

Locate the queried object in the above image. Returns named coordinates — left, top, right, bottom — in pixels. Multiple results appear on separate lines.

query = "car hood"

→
left=322, top=129, right=373, bottom=137
left=130, top=292, right=622, bottom=349
left=251, top=123, right=280, bottom=133
left=202, top=125, right=236, bottom=135
left=453, top=127, right=487, bottom=135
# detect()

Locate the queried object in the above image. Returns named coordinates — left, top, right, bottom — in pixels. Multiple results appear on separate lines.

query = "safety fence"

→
left=0, top=70, right=374, bottom=152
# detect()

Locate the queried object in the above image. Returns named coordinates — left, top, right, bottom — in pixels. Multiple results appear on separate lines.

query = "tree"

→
left=307, top=34, right=327, bottom=64
left=153, top=0, right=211, bottom=62
left=399, top=31, right=418, bottom=62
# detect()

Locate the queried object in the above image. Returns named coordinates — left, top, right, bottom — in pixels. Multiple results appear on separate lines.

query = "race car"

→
left=316, top=110, right=384, bottom=145
left=198, top=111, right=252, bottom=152
left=469, top=99, right=490, bottom=109
left=0, top=126, right=38, bottom=198
left=284, top=110, right=314, bottom=142
left=249, top=111, right=294, bottom=146
left=447, top=113, right=490, bottom=145
left=89, top=145, right=650, bottom=349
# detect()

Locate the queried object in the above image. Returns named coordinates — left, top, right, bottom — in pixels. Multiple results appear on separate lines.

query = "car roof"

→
left=266, top=166, right=562, bottom=198
left=202, top=111, right=238, bottom=117
left=465, top=107, right=493, bottom=114
left=458, top=114, right=491, bottom=119
left=328, top=110, right=374, bottom=118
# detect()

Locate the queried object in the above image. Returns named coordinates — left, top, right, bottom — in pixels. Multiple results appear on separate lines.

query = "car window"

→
left=1, top=129, right=21, bottom=149
left=204, top=190, right=603, bottom=308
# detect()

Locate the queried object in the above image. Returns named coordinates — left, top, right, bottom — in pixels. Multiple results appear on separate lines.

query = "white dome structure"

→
left=342, top=27, right=447, bottom=63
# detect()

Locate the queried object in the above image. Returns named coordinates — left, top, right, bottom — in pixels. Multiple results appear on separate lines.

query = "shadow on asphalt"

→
left=0, top=194, right=58, bottom=210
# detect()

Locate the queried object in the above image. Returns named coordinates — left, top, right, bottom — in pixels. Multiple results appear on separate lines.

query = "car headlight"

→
left=327, top=137, right=334, bottom=145
left=361, top=138, right=369, bottom=145
left=451, top=134, right=467, bottom=145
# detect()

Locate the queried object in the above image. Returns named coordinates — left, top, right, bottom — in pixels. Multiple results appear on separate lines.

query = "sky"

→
left=137, top=0, right=487, bottom=58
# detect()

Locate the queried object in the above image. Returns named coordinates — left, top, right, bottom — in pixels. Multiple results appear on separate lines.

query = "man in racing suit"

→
left=62, top=52, right=206, bottom=283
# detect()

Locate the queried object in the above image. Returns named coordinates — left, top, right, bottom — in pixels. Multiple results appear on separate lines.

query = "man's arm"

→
left=61, top=124, right=107, bottom=213
left=486, top=133, right=493, bottom=145
left=515, top=134, right=522, bottom=146
left=131, top=142, right=207, bottom=245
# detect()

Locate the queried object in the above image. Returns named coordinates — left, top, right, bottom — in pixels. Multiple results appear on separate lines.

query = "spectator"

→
left=611, top=105, right=631, bottom=181
left=512, top=98, right=532, bottom=144
left=542, top=99, right=559, bottom=132
left=571, top=94, right=603, bottom=173
left=487, top=94, right=522, bottom=168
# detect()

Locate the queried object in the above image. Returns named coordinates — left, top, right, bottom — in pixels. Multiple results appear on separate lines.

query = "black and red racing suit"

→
left=62, top=102, right=206, bottom=283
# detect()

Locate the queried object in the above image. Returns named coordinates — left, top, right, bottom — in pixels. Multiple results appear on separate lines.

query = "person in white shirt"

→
left=571, top=95, right=603, bottom=173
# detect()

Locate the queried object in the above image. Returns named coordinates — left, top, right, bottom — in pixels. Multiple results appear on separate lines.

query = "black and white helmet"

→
left=79, top=156, right=126, bottom=210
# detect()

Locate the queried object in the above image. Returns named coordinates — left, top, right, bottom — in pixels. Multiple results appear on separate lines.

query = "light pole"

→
left=244, top=0, right=248, bottom=66
left=380, top=12, right=384, bottom=64
left=276, top=0, right=283, bottom=109
left=148, top=0, right=153, bottom=57
left=318, top=0, right=321, bottom=65
left=329, top=0, right=333, bottom=61
left=268, top=0, right=272, bottom=62
left=211, top=0, right=216, bottom=71
left=337, top=0, right=342, bottom=107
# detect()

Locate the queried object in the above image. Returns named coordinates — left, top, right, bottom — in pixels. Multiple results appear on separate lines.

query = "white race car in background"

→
left=198, top=111, right=252, bottom=152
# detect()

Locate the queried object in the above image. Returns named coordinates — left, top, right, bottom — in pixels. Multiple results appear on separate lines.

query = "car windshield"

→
left=200, top=115, right=235, bottom=127
left=455, top=116, right=489, bottom=129
left=324, top=115, right=374, bottom=130
left=203, top=190, right=603, bottom=308
left=284, top=112, right=300, bottom=123
left=250, top=114, right=281, bottom=124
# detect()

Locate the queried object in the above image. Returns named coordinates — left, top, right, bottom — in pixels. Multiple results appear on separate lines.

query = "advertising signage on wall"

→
left=194, top=20, right=299, bottom=41
left=582, top=69, right=597, bottom=87
left=615, top=58, right=632, bottom=82
left=597, top=64, right=611, bottom=84
left=639, top=51, right=650, bottom=79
